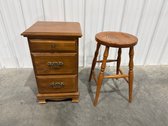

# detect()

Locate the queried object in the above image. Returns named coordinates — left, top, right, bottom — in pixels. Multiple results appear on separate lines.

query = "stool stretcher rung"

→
left=96, top=59, right=117, bottom=63
left=104, top=74, right=128, bottom=79
left=119, top=69, right=129, bottom=83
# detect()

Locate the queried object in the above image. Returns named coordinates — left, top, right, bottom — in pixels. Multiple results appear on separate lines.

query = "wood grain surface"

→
left=21, top=21, right=82, bottom=37
left=95, top=32, right=138, bottom=48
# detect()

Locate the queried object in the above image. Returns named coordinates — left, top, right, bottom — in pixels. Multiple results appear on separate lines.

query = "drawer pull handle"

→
left=48, top=62, right=64, bottom=68
left=49, top=82, right=64, bottom=88
left=51, top=44, right=57, bottom=48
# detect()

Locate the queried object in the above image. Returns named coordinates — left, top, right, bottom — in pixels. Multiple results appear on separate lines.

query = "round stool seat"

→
left=95, top=32, right=138, bottom=48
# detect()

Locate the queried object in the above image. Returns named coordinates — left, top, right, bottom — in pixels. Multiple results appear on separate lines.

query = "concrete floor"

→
left=0, top=66, right=168, bottom=126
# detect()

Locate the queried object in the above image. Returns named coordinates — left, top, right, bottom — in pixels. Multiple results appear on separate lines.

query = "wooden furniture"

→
left=21, top=21, right=82, bottom=103
left=89, top=32, right=138, bottom=106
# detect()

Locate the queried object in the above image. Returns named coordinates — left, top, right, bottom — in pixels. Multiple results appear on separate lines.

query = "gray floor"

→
left=0, top=66, right=168, bottom=126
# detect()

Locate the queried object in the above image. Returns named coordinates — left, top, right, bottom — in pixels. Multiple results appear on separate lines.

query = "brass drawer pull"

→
left=48, top=62, right=64, bottom=68
left=50, top=44, right=57, bottom=49
left=49, top=82, right=64, bottom=88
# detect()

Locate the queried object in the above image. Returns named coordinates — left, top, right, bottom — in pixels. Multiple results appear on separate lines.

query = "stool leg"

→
left=89, top=43, right=101, bottom=82
left=128, top=47, right=134, bottom=102
left=116, top=48, right=122, bottom=75
left=94, top=46, right=109, bottom=106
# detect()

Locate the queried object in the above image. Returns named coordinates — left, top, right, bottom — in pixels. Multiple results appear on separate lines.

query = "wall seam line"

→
left=144, top=0, right=166, bottom=65
left=42, top=0, right=45, bottom=20
left=83, top=0, right=86, bottom=67
left=135, top=0, right=146, bottom=36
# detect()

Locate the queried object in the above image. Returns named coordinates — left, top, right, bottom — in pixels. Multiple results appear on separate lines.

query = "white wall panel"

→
left=120, top=0, right=145, bottom=65
left=20, top=0, right=44, bottom=27
left=102, top=0, right=125, bottom=66
left=84, top=0, right=106, bottom=66
left=145, top=0, right=168, bottom=65
left=0, top=0, right=168, bottom=68
left=43, top=0, right=65, bottom=21
left=135, top=0, right=165, bottom=65
left=64, top=0, right=85, bottom=66
left=159, top=1, right=168, bottom=64
left=0, top=0, right=31, bottom=68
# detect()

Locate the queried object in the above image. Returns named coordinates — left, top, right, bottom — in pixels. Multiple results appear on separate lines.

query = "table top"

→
left=21, top=21, right=82, bottom=37
left=96, top=32, right=138, bottom=48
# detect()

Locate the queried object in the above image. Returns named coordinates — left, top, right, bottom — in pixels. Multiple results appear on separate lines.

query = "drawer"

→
left=32, top=53, right=77, bottom=75
left=29, top=39, right=76, bottom=52
left=36, top=75, right=77, bottom=93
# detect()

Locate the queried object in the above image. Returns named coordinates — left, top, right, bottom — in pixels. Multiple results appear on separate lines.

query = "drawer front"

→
left=29, top=39, right=76, bottom=52
left=32, top=53, right=77, bottom=75
left=36, top=75, right=77, bottom=93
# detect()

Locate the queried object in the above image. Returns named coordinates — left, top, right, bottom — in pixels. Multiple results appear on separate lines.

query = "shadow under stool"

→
left=89, top=32, right=138, bottom=106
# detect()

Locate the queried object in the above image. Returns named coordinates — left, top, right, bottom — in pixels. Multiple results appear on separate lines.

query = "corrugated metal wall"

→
left=0, top=0, right=168, bottom=68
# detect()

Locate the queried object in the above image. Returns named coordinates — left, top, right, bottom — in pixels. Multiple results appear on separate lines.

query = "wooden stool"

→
left=89, top=32, right=138, bottom=106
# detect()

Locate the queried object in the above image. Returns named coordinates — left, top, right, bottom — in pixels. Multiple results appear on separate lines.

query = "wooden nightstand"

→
left=21, top=21, right=82, bottom=103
